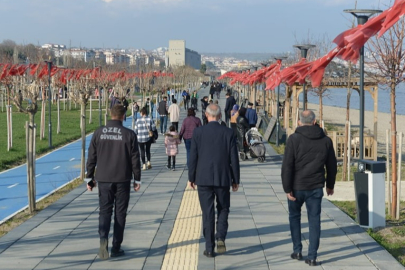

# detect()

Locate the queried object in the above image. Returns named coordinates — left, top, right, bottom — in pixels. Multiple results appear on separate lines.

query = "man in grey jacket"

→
left=86, top=104, right=141, bottom=260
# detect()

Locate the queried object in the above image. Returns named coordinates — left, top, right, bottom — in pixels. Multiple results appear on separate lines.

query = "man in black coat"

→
left=281, top=110, right=337, bottom=266
left=224, top=92, right=236, bottom=127
left=86, top=104, right=141, bottom=260
left=189, top=104, right=240, bottom=258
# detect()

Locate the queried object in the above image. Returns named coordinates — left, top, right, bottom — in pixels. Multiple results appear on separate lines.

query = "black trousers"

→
left=197, top=186, right=230, bottom=252
left=98, top=181, right=131, bottom=249
left=139, top=139, right=152, bottom=164
left=168, top=156, right=176, bottom=167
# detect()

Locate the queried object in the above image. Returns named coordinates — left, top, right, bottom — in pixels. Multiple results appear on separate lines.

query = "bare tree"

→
left=368, top=17, right=405, bottom=219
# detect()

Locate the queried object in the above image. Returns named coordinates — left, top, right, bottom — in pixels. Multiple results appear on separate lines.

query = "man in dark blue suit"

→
left=188, top=104, right=240, bottom=258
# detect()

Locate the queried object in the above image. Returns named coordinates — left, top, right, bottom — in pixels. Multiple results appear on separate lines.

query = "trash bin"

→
left=354, top=160, right=386, bottom=229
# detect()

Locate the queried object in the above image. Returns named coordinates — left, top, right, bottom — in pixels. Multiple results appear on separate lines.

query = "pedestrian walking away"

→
left=132, top=101, right=139, bottom=122
left=245, top=102, right=258, bottom=128
left=224, top=92, right=236, bottom=127
left=134, top=108, right=157, bottom=170
left=86, top=104, right=141, bottom=260
left=165, top=125, right=181, bottom=171
left=236, top=107, right=250, bottom=160
left=179, top=108, right=202, bottom=169
left=191, top=91, right=198, bottom=110
left=200, top=96, right=209, bottom=125
left=182, top=89, right=191, bottom=110
left=122, top=96, right=129, bottom=121
left=281, top=110, right=337, bottom=266
left=230, top=104, right=239, bottom=139
left=158, top=96, right=169, bottom=134
left=189, top=104, right=240, bottom=258
left=168, top=98, right=180, bottom=131
left=109, top=92, right=121, bottom=109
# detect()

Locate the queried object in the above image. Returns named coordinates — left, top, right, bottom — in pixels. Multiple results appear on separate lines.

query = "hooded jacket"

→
left=165, top=131, right=181, bottom=156
left=281, top=124, right=337, bottom=193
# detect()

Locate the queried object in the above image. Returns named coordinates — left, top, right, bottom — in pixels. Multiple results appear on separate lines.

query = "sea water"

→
left=302, top=83, right=405, bottom=115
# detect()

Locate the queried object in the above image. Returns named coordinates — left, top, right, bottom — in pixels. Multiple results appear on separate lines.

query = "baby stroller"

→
left=245, top=128, right=266, bottom=162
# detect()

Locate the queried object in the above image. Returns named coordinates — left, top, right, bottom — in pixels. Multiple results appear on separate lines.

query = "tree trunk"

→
left=80, top=103, right=87, bottom=180
left=390, top=81, right=398, bottom=218
left=57, top=96, right=60, bottom=134
left=6, top=86, right=12, bottom=151
left=40, top=100, right=46, bottom=140
left=27, top=113, right=36, bottom=213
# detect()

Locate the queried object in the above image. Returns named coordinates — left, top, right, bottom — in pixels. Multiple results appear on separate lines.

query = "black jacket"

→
left=201, top=99, right=209, bottom=112
left=225, top=96, right=236, bottom=114
left=189, top=121, right=240, bottom=187
left=158, top=100, right=168, bottom=115
left=281, top=125, right=337, bottom=193
left=86, top=120, right=141, bottom=182
left=236, top=116, right=249, bottom=138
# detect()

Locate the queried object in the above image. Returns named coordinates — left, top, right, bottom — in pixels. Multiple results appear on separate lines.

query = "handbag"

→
left=146, top=120, right=154, bottom=138
left=146, top=118, right=158, bottom=143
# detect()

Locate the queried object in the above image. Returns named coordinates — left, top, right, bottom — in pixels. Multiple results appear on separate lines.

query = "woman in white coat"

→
left=168, top=99, right=180, bottom=131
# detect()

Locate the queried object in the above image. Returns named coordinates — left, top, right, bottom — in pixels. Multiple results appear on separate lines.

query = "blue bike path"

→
left=0, top=91, right=187, bottom=224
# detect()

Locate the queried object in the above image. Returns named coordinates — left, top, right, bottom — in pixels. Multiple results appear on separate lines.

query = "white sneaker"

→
left=147, top=161, right=152, bottom=169
left=142, top=164, right=147, bottom=170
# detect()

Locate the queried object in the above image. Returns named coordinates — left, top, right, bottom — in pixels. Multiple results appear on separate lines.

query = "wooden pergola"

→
left=281, top=76, right=380, bottom=160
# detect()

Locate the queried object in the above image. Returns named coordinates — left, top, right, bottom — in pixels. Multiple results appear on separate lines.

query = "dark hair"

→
left=238, top=107, right=247, bottom=117
left=140, top=108, right=147, bottom=115
left=172, top=99, right=177, bottom=104
left=163, top=96, right=167, bottom=100
left=111, top=104, right=126, bottom=118
left=225, top=92, right=230, bottom=96
left=169, top=125, right=175, bottom=132
left=187, top=108, right=196, bottom=117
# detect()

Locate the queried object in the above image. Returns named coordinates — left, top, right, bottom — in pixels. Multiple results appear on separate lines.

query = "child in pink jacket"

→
left=165, top=125, right=181, bottom=171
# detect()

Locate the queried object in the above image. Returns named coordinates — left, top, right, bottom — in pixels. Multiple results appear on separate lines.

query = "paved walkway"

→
left=0, top=86, right=403, bottom=269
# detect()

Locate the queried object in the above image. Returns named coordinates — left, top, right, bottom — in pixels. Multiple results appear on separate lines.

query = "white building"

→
left=167, top=40, right=201, bottom=69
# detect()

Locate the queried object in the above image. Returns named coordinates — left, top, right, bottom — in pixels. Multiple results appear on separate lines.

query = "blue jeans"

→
left=184, top=138, right=191, bottom=167
left=288, top=188, right=323, bottom=260
left=160, top=115, right=168, bottom=133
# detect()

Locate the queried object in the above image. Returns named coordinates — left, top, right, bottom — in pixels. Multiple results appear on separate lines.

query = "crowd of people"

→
left=85, top=82, right=337, bottom=266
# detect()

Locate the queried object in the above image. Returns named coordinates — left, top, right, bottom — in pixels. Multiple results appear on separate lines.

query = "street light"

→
left=251, top=66, right=258, bottom=109
left=275, top=56, right=288, bottom=147
left=293, top=44, right=316, bottom=111
left=45, top=61, right=52, bottom=148
left=344, top=9, right=382, bottom=162
left=261, top=61, right=271, bottom=117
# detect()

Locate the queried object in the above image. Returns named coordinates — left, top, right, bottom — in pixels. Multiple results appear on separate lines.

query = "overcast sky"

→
left=0, top=0, right=391, bottom=53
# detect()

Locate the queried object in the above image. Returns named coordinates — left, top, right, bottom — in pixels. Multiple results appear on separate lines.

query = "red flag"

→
left=37, top=65, right=49, bottom=79
left=0, top=64, right=10, bottom=80
left=50, top=66, right=59, bottom=77
left=379, top=0, right=405, bottom=37
left=345, top=10, right=388, bottom=51
left=17, top=65, right=29, bottom=76
left=308, top=47, right=341, bottom=87
left=7, top=64, right=19, bottom=76
left=29, top=64, right=40, bottom=75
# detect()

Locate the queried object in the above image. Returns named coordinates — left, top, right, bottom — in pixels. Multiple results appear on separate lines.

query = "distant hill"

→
left=201, top=52, right=284, bottom=62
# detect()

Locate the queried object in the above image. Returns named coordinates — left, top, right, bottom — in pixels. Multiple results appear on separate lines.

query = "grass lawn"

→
left=332, top=200, right=405, bottom=266
left=0, top=100, right=113, bottom=172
